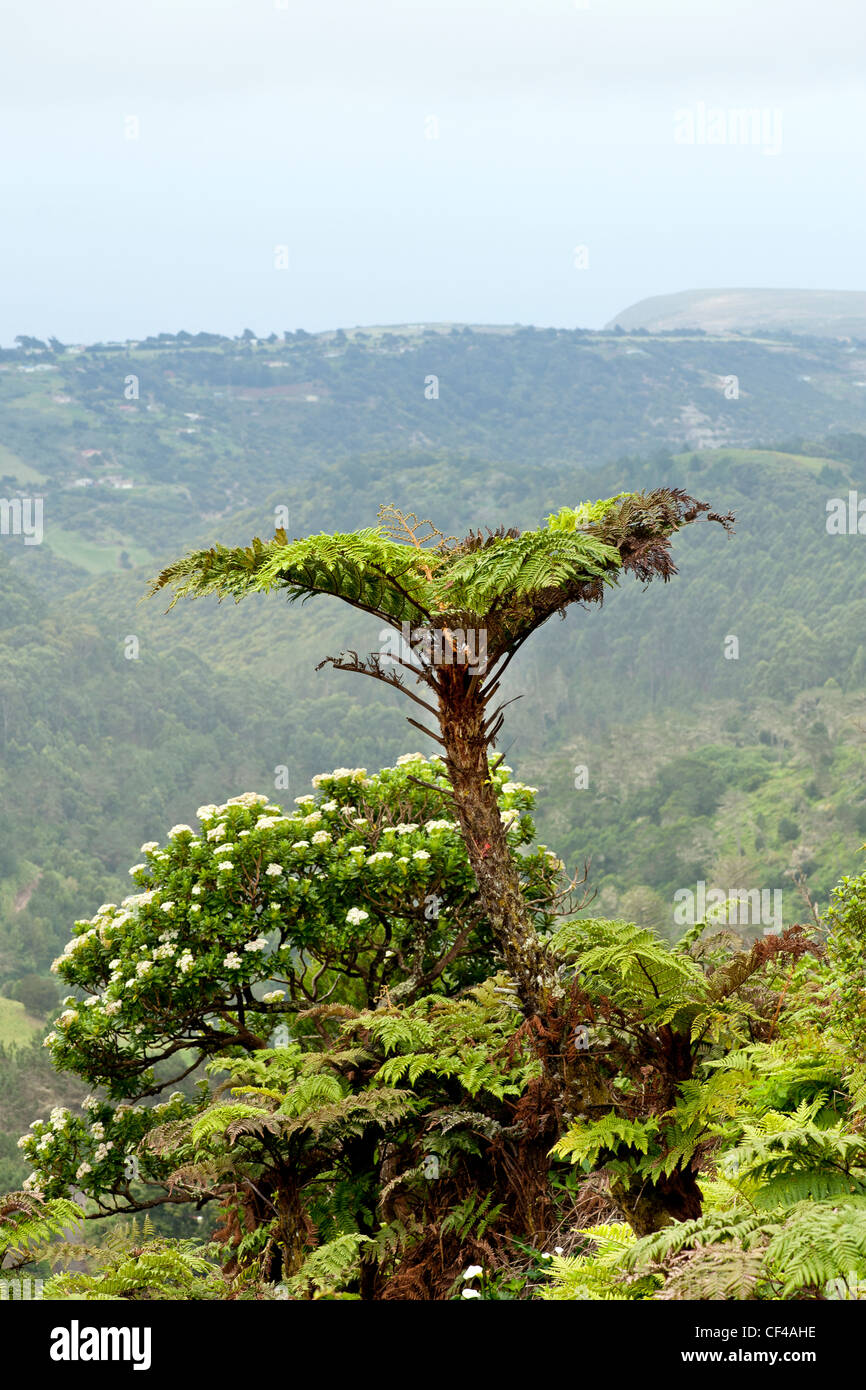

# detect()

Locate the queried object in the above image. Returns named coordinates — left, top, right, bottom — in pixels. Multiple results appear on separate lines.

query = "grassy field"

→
left=0, top=444, right=46, bottom=484
left=670, top=447, right=833, bottom=477
left=0, top=996, right=43, bottom=1048
left=45, top=529, right=154, bottom=574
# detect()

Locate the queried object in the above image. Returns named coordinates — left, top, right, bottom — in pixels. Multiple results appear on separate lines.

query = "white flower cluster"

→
left=311, top=768, right=367, bottom=785
left=124, top=891, right=156, bottom=908
left=52, top=922, right=99, bottom=972
left=346, top=908, right=369, bottom=925
left=196, top=794, right=268, bottom=823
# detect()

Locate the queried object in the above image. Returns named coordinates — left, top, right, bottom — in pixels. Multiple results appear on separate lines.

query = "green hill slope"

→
left=606, top=288, right=866, bottom=338
left=3, top=327, right=866, bottom=1190
left=2, top=439, right=865, bottom=996
left=5, top=327, right=866, bottom=601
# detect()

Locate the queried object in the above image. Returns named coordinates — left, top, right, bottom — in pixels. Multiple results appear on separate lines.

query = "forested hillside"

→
left=4, top=324, right=866, bottom=598
left=3, top=332, right=866, bottom=998
left=3, top=428, right=866, bottom=1031
left=2, top=330, right=866, bottom=1293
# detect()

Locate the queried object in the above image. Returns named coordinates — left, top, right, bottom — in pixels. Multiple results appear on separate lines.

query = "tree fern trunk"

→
left=437, top=672, right=557, bottom=1017
left=610, top=1167, right=703, bottom=1237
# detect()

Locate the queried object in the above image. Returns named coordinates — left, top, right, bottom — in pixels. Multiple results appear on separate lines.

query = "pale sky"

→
left=1, top=0, right=864, bottom=343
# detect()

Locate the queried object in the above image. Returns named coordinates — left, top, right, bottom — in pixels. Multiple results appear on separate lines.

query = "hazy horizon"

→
left=2, top=0, right=865, bottom=346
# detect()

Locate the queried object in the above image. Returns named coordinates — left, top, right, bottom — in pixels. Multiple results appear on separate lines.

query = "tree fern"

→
left=0, top=1195, right=84, bottom=1269
left=150, top=491, right=730, bottom=1080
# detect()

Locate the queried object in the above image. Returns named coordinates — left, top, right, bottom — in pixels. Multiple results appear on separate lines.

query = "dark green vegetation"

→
left=1, top=327, right=866, bottom=1299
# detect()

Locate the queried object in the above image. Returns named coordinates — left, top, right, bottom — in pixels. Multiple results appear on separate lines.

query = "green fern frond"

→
left=656, top=1240, right=767, bottom=1301
left=553, top=1114, right=660, bottom=1167
left=191, top=1103, right=274, bottom=1147
left=0, top=1195, right=84, bottom=1265
left=284, top=1232, right=373, bottom=1299
left=540, top=1223, right=657, bottom=1301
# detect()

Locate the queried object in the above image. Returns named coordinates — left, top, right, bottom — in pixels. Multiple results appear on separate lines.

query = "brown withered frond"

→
left=457, top=524, right=522, bottom=553
left=377, top=504, right=460, bottom=552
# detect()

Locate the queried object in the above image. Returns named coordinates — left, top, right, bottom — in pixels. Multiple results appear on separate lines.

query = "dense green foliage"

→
left=12, top=770, right=866, bottom=1299
left=3, top=330, right=866, bottom=1301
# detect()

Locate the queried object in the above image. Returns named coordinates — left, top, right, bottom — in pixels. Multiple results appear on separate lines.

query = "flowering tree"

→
left=18, top=756, right=561, bottom=1217
left=151, top=493, right=732, bottom=1025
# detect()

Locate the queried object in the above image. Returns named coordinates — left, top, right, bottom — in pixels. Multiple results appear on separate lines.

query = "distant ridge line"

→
left=606, top=288, right=866, bottom=339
